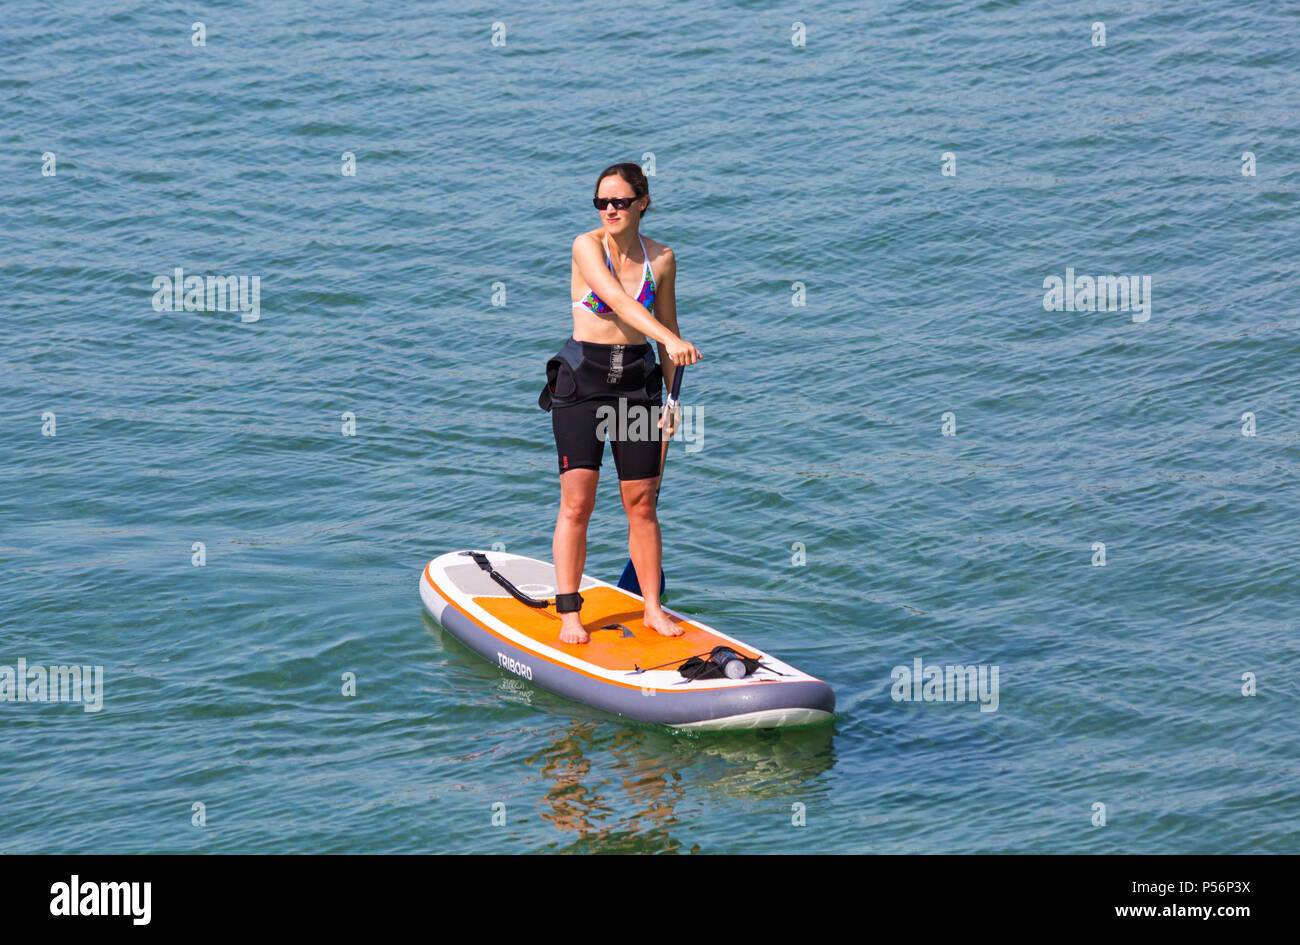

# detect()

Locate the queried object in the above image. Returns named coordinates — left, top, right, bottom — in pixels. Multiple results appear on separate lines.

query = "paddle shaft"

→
left=617, top=365, right=685, bottom=595
left=655, top=365, right=686, bottom=495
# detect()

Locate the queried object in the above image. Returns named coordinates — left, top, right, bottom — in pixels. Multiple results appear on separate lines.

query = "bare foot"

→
left=642, top=609, right=683, bottom=637
left=559, top=615, right=589, bottom=644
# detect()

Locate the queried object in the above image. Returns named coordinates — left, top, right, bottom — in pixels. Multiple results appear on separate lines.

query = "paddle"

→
left=617, top=365, right=685, bottom=598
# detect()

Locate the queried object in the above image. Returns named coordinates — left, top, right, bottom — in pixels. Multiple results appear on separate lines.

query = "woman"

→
left=538, top=163, right=702, bottom=645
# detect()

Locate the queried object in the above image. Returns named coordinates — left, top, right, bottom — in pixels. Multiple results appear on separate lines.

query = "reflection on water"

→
left=527, top=720, right=696, bottom=853
left=424, top=610, right=837, bottom=852
left=525, top=720, right=837, bottom=853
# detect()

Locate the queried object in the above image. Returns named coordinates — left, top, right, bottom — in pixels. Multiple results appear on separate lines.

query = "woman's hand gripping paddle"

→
left=618, top=366, right=685, bottom=598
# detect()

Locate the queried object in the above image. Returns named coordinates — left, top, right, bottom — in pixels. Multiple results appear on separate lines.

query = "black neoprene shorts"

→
left=552, top=397, right=662, bottom=481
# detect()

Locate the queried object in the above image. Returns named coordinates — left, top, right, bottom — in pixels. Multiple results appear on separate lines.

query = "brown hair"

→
left=594, top=162, right=651, bottom=214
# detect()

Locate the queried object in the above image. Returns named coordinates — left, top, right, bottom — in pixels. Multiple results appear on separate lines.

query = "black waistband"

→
left=576, top=340, right=653, bottom=367
left=538, top=337, right=661, bottom=412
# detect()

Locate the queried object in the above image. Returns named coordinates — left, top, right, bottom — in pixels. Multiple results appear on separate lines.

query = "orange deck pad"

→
left=473, top=586, right=757, bottom=672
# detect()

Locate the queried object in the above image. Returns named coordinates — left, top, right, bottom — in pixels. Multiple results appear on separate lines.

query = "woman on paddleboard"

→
left=538, top=163, right=702, bottom=645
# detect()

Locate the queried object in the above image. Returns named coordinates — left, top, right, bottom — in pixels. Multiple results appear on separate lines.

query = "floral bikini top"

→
left=572, top=233, right=655, bottom=315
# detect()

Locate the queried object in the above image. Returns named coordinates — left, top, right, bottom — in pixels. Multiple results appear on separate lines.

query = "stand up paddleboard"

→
left=420, top=550, right=835, bottom=731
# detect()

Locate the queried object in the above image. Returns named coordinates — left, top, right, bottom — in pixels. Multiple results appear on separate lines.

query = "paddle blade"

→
left=617, top=558, right=666, bottom=597
left=617, top=557, right=640, bottom=594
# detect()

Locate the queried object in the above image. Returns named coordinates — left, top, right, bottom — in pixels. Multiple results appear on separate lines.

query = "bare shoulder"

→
left=641, top=235, right=676, bottom=271
left=572, top=229, right=603, bottom=254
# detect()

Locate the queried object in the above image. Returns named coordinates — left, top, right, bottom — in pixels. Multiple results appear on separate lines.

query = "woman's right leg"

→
left=553, top=467, right=599, bottom=643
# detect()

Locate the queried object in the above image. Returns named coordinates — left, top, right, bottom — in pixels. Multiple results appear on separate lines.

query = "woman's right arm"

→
left=572, top=235, right=699, bottom=365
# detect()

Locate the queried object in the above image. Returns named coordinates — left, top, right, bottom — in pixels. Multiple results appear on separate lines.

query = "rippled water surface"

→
left=2, top=0, right=1297, bottom=853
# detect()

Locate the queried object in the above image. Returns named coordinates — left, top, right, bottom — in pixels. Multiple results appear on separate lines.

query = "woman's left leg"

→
left=618, top=476, right=683, bottom=637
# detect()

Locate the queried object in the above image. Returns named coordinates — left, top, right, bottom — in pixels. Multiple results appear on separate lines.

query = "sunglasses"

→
left=593, top=196, right=641, bottom=211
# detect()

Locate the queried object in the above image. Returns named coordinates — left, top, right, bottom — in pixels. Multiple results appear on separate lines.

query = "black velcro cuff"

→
left=553, top=592, right=584, bottom=613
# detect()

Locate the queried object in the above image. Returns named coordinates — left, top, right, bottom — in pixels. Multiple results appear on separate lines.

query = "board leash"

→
left=460, top=551, right=550, bottom=608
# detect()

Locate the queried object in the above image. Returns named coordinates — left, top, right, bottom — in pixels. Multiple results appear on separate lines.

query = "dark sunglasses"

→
left=593, top=196, right=640, bottom=211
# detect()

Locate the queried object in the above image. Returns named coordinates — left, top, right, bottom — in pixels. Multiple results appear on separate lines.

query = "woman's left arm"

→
left=653, top=248, right=680, bottom=392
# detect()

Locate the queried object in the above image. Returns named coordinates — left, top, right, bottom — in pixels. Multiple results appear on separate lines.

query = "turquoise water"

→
left=2, top=0, right=1297, bottom=854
